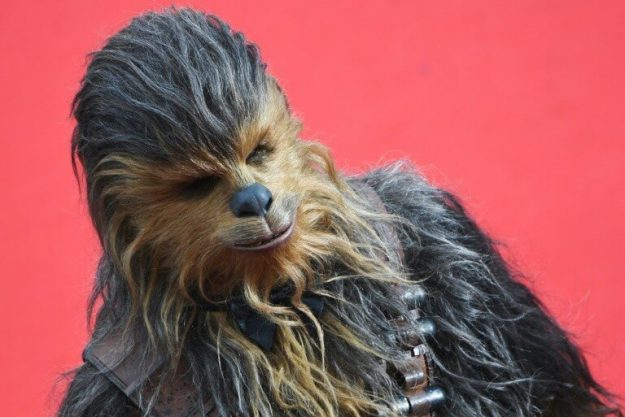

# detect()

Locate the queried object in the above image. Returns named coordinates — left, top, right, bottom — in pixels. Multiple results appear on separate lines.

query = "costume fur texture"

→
left=58, top=8, right=622, bottom=417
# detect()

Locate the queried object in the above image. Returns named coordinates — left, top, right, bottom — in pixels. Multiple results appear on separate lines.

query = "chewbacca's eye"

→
left=179, top=176, right=219, bottom=199
left=246, top=143, right=273, bottom=165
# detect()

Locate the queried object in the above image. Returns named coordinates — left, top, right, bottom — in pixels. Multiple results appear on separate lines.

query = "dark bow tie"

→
left=198, top=286, right=325, bottom=351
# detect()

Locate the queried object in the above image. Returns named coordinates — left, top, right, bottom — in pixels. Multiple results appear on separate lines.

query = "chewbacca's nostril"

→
left=230, top=183, right=273, bottom=217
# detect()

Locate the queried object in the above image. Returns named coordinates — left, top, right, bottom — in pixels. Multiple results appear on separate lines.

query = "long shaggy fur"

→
left=58, top=7, right=621, bottom=417
left=362, top=164, right=621, bottom=417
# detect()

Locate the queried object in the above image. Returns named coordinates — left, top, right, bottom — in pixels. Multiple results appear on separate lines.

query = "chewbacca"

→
left=58, top=8, right=621, bottom=417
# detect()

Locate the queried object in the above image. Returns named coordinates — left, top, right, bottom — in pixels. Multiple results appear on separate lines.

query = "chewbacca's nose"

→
left=230, top=183, right=273, bottom=217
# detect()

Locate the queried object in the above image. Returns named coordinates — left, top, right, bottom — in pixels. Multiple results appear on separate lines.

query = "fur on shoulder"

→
left=360, top=161, right=622, bottom=417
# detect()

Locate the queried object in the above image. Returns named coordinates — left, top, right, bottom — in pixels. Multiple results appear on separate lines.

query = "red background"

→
left=1, top=1, right=623, bottom=416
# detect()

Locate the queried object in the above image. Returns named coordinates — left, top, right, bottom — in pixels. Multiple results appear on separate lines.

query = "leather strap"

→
left=349, top=179, right=444, bottom=417
left=83, top=332, right=214, bottom=417
left=347, top=179, right=405, bottom=267
left=83, top=179, right=442, bottom=417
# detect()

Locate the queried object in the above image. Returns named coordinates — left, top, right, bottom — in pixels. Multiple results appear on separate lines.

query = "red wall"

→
left=1, top=2, right=623, bottom=416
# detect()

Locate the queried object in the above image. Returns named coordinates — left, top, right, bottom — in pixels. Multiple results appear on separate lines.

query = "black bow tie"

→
left=198, top=286, right=325, bottom=351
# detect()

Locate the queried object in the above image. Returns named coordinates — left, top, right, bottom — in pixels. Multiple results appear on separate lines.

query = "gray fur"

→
left=362, top=162, right=621, bottom=417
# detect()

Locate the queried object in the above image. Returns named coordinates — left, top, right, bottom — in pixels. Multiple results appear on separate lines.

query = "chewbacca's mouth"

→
left=233, top=220, right=295, bottom=252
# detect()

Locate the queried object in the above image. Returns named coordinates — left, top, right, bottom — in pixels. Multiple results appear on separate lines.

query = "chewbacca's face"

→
left=86, top=82, right=334, bottom=296
left=73, top=10, right=343, bottom=297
